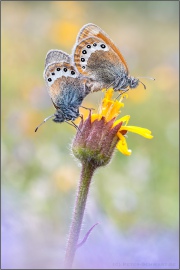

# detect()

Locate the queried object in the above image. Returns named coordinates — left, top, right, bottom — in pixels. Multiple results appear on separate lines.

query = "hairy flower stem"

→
left=64, top=162, right=96, bottom=269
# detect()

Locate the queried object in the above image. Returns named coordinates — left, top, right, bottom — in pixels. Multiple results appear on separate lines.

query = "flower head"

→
left=91, top=88, right=153, bottom=156
left=72, top=88, right=153, bottom=168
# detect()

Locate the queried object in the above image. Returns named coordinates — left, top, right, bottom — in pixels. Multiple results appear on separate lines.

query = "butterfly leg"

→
left=115, top=88, right=129, bottom=100
left=70, top=121, right=82, bottom=134
left=79, top=114, right=83, bottom=120
left=80, top=105, right=95, bottom=111
left=106, top=76, right=125, bottom=92
left=104, top=81, right=115, bottom=91
left=64, top=120, right=79, bottom=131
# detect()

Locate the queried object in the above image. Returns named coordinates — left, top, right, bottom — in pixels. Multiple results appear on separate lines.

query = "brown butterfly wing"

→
left=73, top=37, right=104, bottom=75
left=73, top=36, right=127, bottom=90
left=76, top=23, right=128, bottom=72
left=44, top=61, right=90, bottom=109
left=76, top=23, right=101, bottom=42
left=44, top=50, right=84, bottom=106
left=45, top=49, right=70, bottom=68
left=44, top=62, right=73, bottom=104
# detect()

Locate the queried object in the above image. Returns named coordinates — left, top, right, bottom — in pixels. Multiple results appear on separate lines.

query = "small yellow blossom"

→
left=91, top=88, right=153, bottom=156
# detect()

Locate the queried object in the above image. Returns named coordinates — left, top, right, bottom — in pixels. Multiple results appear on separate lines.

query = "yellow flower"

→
left=91, top=88, right=153, bottom=156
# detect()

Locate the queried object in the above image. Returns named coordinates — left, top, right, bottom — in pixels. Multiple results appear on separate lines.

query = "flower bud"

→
left=72, top=111, right=122, bottom=168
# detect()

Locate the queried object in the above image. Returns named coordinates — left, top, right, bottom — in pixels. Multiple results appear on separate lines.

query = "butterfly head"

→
left=128, top=76, right=139, bottom=89
left=53, top=105, right=80, bottom=123
left=53, top=110, right=65, bottom=123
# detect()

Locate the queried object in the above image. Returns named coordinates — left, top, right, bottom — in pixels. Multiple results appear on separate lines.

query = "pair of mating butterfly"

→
left=35, top=23, right=154, bottom=132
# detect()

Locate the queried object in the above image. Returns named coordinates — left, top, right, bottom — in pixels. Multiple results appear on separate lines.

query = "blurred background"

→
left=1, top=1, right=179, bottom=269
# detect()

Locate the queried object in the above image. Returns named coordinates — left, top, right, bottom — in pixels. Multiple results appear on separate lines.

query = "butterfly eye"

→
left=52, top=72, right=55, bottom=75
left=101, top=44, right=106, bottom=49
left=71, top=70, right=75, bottom=75
left=87, top=45, right=91, bottom=49
left=81, top=58, right=85, bottom=62
left=93, top=43, right=97, bottom=47
left=57, top=68, right=61, bottom=71
left=64, top=68, right=67, bottom=72
left=48, top=78, right=52, bottom=82
left=82, top=50, right=87, bottom=54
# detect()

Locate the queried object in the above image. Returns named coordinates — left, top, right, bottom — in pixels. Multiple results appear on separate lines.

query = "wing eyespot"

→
left=63, top=68, right=67, bottom=72
left=48, top=78, right=52, bottom=82
left=100, top=44, right=106, bottom=49
left=57, top=68, right=61, bottom=71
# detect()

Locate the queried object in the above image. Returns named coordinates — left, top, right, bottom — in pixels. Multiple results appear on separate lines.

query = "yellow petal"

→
left=121, top=126, right=153, bottom=139
left=110, top=100, right=124, bottom=114
left=116, top=133, right=132, bottom=156
left=120, top=93, right=128, bottom=102
left=101, top=99, right=114, bottom=115
left=106, top=103, right=121, bottom=121
left=100, top=89, right=126, bottom=121
left=113, top=118, right=123, bottom=128
left=114, top=115, right=130, bottom=127
left=101, top=100, right=123, bottom=121
left=105, top=88, right=114, bottom=100
left=91, top=114, right=99, bottom=122
left=112, top=119, right=123, bottom=128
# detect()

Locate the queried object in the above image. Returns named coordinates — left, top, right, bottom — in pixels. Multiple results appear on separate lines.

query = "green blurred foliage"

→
left=2, top=1, right=179, bottom=268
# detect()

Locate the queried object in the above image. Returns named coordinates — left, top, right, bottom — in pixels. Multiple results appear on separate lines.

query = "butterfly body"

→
left=43, top=50, right=90, bottom=123
left=72, top=23, right=140, bottom=92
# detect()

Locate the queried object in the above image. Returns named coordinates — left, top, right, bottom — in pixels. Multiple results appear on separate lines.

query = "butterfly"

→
left=72, top=23, right=151, bottom=93
left=35, top=49, right=91, bottom=132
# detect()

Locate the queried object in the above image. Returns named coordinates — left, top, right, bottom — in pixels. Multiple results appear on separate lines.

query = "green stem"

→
left=64, top=162, right=96, bottom=268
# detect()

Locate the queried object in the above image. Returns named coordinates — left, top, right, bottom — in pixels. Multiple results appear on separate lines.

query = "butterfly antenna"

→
left=139, top=80, right=146, bottom=90
left=138, top=77, right=155, bottom=90
left=35, top=114, right=54, bottom=132
left=138, top=76, right=155, bottom=81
